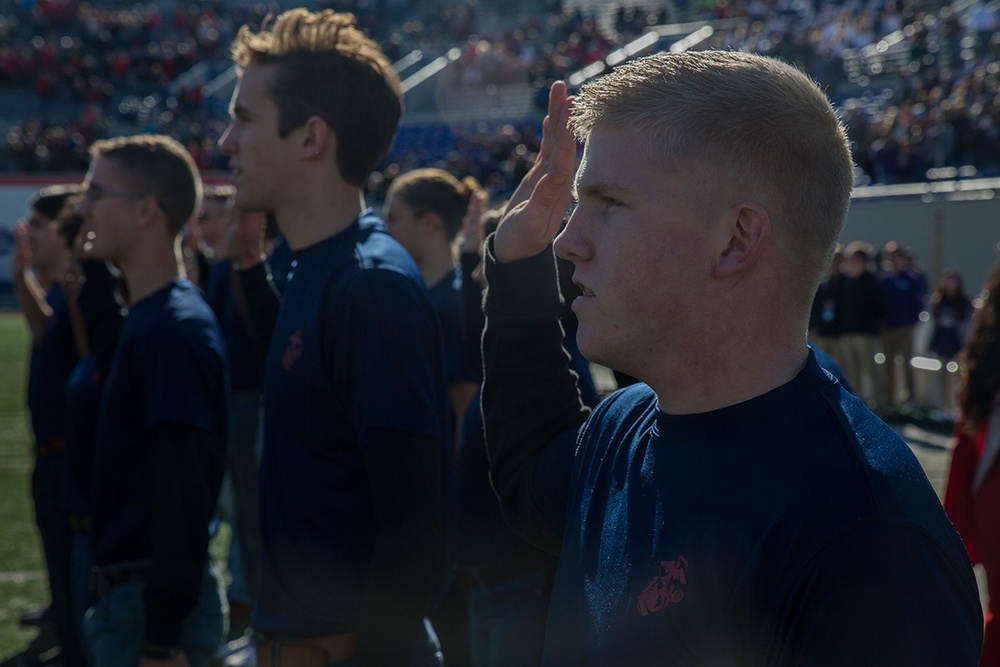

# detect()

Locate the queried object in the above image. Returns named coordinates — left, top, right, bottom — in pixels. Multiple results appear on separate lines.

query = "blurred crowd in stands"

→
left=0, top=0, right=998, bottom=193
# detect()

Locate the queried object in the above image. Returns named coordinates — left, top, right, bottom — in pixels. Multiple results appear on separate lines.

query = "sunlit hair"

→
left=90, top=134, right=202, bottom=237
left=231, top=8, right=402, bottom=187
left=959, top=264, right=996, bottom=433
left=387, top=168, right=481, bottom=241
left=31, top=183, right=82, bottom=221
left=571, top=50, right=855, bottom=310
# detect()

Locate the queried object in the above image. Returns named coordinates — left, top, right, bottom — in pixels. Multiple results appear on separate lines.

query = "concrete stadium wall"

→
left=0, top=174, right=996, bottom=295
left=842, top=181, right=1000, bottom=294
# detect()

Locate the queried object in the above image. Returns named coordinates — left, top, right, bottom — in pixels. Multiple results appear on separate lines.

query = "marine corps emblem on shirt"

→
left=282, top=329, right=303, bottom=370
left=637, top=555, right=687, bottom=616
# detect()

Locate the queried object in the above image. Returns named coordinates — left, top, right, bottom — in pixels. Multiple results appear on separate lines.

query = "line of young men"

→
left=17, top=6, right=985, bottom=667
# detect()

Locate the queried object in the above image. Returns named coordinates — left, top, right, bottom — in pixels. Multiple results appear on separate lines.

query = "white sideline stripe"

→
left=0, top=570, right=45, bottom=583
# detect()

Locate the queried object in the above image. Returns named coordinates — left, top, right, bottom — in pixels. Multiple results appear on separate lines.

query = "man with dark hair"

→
left=839, top=240, right=887, bottom=406
left=76, top=134, right=229, bottom=667
left=482, top=52, right=981, bottom=663
left=879, top=241, right=927, bottom=405
left=220, top=9, right=449, bottom=666
left=12, top=183, right=86, bottom=667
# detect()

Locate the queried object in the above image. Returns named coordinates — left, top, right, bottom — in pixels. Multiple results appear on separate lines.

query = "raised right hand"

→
left=493, top=81, right=576, bottom=263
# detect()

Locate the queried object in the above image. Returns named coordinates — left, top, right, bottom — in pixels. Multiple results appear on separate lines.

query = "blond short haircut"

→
left=90, top=134, right=202, bottom=236
left=571, top=51, right=855, bottom=309
left=231, top=9, right=402, bottom=187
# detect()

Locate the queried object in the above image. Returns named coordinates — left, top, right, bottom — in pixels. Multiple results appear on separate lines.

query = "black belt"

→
left=68, top=513, right=92, bottom=532
left=90, top=563, right=150, bottom=596
left=34, top=438, right=65, bottom=457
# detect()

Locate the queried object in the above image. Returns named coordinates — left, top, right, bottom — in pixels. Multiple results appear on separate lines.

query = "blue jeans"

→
left=466, top=568, right=551, bottom=667
left=71, top=528, right=95, bottom=665
left=84, top=563, right=225, bottom=667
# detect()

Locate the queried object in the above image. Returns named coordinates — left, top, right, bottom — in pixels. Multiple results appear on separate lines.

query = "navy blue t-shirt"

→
left=91, top=279, right=228, bottom=566
left=429, top=265, right=479, bottom=386
left=27, top=284, right=79, bottom=444
left=541, top=355, right=982, bottom=665
left=205, top=259, right=261, bottom=393
left=254, top=212, right=449, bottom=637
left=61, top=355, right=103, bottom=515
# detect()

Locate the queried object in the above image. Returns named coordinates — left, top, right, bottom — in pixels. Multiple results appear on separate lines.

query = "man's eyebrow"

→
left=574, top=180, right=635, bottom=200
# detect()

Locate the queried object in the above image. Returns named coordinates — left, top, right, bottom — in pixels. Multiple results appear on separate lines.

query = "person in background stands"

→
left=879, top=241, right=927, bottom=406
left=11, top=183, right=86, bottom=667
left=809, top=245, right=844, bottom=365
left=929, top=268, right=975, bottom=416
left=383, top=168, right=483, bottom=443
left=837, top=240, right=887, bottom=407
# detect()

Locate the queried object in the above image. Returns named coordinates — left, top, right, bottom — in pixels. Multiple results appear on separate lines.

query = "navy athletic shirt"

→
left=481, top=244, right=984, bottom=666
left=62, top=356, right=103, bottom=515
left=92, top=277, right=228, bottom=567
left=254, top=211, right=449, bottom=638
left=205, top=259, right=260, bottom=393
left=27, top=284, right=78, bottom=445
left=428, top=264, right=478, bottom=387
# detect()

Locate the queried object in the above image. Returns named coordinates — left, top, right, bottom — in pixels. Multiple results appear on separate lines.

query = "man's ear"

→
left=300, top=115, right=332, bottom=160
left=136, top=194, right=161, bottom=229
left=713, top=201, right=770, bottom=279
left=421, top=211, right=443, bottom=235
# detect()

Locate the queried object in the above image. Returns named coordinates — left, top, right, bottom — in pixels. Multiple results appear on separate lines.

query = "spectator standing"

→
left=201, top=192, right=266, bottom=637
left=76, top=134, right=229, bottom=667
left=879, top=241, right=927, bottom=406
left=219, top=9, right=450, bottom=666
left=383, top=168, right=483, bottom=441
left=929, top=268, right=974, bottom=414
left=482, top=55, right=982, bottom=664
left=838, top=241, right=887, bottom=406
left=809, top=245, right=845, bottom=365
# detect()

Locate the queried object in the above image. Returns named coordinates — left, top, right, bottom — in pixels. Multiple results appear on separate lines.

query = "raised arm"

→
left=12, top=222, right=54, bottom=343
left=481, top=82, right=589, bottom=554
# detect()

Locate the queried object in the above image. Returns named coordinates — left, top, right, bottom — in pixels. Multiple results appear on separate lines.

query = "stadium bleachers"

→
left=0, top=0, right=996, bottom=193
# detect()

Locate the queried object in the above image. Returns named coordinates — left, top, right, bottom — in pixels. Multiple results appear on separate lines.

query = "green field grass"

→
left=0, top=312, right=46, bottom=661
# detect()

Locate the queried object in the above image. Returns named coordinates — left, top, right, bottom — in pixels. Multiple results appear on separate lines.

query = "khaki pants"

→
left=881, top=326, right=915, bottom=404
left=840, top=333, right=879, bottom=405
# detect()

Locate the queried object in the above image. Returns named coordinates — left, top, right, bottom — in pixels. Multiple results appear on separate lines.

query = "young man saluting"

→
left=482, top=52, right=983, bottom=664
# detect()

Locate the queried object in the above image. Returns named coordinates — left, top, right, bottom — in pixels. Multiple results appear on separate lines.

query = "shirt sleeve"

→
left=143, top=423, right=225, bottom=647
left=480, top=236, right=590, bottom=554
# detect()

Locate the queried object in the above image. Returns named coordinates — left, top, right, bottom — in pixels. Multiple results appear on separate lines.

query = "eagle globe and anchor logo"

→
left=637, top=555, right=688, bottom=617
